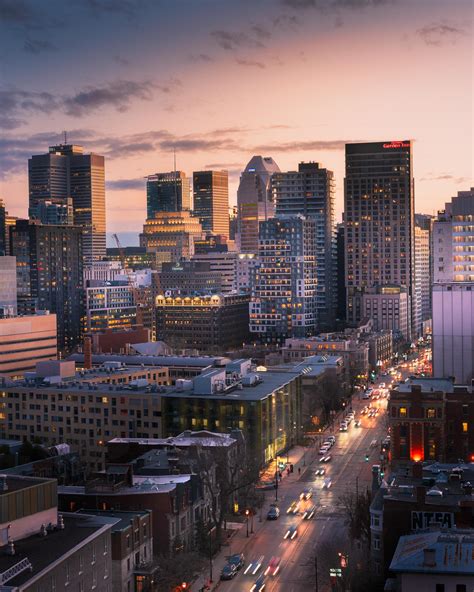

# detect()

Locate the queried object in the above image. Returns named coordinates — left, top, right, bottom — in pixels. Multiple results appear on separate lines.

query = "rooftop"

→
left=0, top=513, right=116, bottom=588
left=395, top=377, right=456, bottom=393
left=108, top=430, right=238, bottom=448
left=0, top=474, right=55, bottom=496
left=77, top=509, right=150, bottom=532
left=68, top=353, right=230, bottom=368
left=390, top=529, right=474, bottom=575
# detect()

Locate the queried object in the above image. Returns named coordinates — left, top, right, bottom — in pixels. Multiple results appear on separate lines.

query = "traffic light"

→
left=365, top=454, right=369, bottom=462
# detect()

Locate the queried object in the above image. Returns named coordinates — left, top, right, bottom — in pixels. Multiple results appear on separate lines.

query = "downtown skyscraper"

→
left=249, top=215, right=318, bottom=342
left=237, top=155, right=280, bottom=254
left=146, top=171, right=191, bottom=217
left=28, top=143, right=106, bottom=265
left=193, top=170, right=229, bottom=238
left=344, top=141, right=415, bottom=339
left=272, top=162, right=336, bottom=330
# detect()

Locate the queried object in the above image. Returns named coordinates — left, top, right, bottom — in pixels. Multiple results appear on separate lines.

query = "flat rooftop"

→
left=0, top=513, right=117, bottom=588
left=77, top=509, right=150, bottom=532
left=390, top=530, right=474, bottom=575
left=162, top=369, right=301, bottom=401
left=395, top=377, right=456, bottom=393
left=109, top=430, right=237, bottom=448
left=68, top=353, right=230, bottom=368
left=0, top=474, right=55, bottom=496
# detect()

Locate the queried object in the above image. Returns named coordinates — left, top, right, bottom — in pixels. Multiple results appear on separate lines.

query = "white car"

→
left=322, top=478, right=332, bottom=489
left=319, top=445, right=330, bottom=455
left=339, top=422, right=348, bottom=432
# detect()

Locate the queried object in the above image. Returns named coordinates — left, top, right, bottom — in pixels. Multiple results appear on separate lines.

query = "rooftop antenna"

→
left=62, top=130, right=67, bottom=145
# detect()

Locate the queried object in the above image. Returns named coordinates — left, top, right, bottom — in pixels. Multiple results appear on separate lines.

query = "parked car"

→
left=228, top=553, right=245, bottom=570
left=220, top=563, right=238, bottom=580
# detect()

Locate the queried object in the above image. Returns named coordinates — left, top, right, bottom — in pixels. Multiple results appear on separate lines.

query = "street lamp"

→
left=245, top=509, right=250, bottom=537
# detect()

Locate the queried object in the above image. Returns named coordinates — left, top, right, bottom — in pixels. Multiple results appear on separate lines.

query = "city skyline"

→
left=1, top=0, right=472, bottom=242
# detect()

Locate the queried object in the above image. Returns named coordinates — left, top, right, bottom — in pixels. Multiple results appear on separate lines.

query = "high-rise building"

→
left=140, top=211, right=204, bottom=268
left=0, top=256, right=17, bottom=317
left=344, top=141, right=415, bottom=338
left=237, top=155, right=280, bottom=253
left=414, top=224, right=431, bottom=335
left=336, top=222, right=346, bottom=322
left=146, top=171, right=190, bottom=217
left=0, top=199, right=6, bottom=255
left=86, top=282, right=136, bottom=335
left=28, top=143, right=106, bottom=264
left=193, top=170, right=229, bottom=237
left=250, top=215, right=318, bottom=342
left=272, top=162, right=336, bottom=329
left=191, top=251, right=238, bottom=293
left=433, top=188, right=474, bottom=283
left=11, top=220, right=84, bottom=353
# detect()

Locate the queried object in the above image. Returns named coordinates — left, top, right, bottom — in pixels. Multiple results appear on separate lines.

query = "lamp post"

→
left=245, top=509, right=249, bottom=537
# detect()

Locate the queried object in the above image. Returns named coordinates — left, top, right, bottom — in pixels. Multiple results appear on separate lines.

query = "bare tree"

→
left=338, top=489, right=372, bottom=546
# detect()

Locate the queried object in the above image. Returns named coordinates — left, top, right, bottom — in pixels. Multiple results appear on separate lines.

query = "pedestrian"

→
left=279, top=471, right=282, bottom=480
left=298, top=467, right=301, bottom=475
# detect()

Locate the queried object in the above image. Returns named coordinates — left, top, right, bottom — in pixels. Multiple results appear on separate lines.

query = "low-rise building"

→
left=389, top=378, right=474, bottom=464
left=370, top=462, right=474, bottom=577
left=78, top=510, right=157, bottom=592
left=365, top=330, right=393, bottom=371
left=0, top=474, right=114, bottom=592
left=155, top=293, right=250, bottom=354
left=86, top=281, right=136, bottom=335
left=388, top=529, right=474, bottom=592
left=0, top=313, right=57, bottom=377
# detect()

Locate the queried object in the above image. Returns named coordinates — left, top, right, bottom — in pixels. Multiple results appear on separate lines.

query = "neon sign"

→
left=383, top=141, right=410, bottom=149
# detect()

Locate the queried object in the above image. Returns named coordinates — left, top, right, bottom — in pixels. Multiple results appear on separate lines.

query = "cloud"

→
left=63, top=80, right=155, bottom=116
left=188, top=53, right=214, bottom=63
left=81, top=0, right=144, bottom=18
left=0, top=78, right=177, bottom=125
left=113, top=54, right=130, bottom=66
left=419, top=173, right=472, bottom=184
left=251, top=139, right=354, bottom=152
left=236, top=58, right=266, bottom=69
left=107, top=178, right=145, bottom=191
left=282, top=0, right=393, bottom=10
left=416, top=22, right=466, bottom=46
left=24, top=38, right=57, bottom=54
left=0, top=0, right=36, bottom=24
left=211, top=29, right=265, bottom=51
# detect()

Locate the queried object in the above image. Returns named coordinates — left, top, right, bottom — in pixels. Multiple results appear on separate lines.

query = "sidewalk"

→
left=191, top=443, right=313, bottom=591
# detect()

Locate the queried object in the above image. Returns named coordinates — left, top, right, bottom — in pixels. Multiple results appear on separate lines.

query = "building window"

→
left=462, top=422, right=468, bottom=433
left=456, top=585, right=466, bottom=592
left=373, top=535, right=381, bottom=550
left=399, top=407, right=407, bottom=418
left=427, top=408, right=436, bottom=419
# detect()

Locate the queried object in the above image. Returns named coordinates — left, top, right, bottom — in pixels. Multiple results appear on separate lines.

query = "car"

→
left=303, top=505, right=316, bottom=520
left=284, top=525, right=298, bottom=540
left=286, top=501, right=300, bottom=515
left=321, top=455, right=331, bottom=463
left=264, top=556, right=281, bottom=577
left=379, top=382, right=386, bottom=388
left=315, top=468, right=326, bottom=477
left=323, top=439, right=334, bottom=449
left=244, top=556, right=264, bottom=575
left=300, top=487, right=313, bottom=500
left=326, top=436, right=336, bottom=445
left=250, top=574, right=266, bottom=592
left=339, top=422, right=348, bottom=432
left=322, top=477, right=332, bottom=489
left=221, top=563, right=238, bottom=580
left=266, top=506, right=280, bottom=520
left=354, top=420, right=361, bottom=427
left=228, top=553, right=245, bottom=570
left=319, top=445, right=330, bottom=454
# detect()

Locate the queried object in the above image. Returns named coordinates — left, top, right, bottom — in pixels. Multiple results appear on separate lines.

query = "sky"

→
left=0, top=0, right=472, bottom=245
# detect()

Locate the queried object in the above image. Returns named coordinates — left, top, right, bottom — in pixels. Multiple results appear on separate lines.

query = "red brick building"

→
left=389, top=378, right=474, bottom=464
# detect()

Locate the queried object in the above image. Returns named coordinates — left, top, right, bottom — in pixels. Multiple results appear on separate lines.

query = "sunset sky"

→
left=1, top=0, right=472, bottom=245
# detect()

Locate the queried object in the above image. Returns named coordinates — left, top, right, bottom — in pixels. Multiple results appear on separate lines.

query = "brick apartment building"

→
left=389, top=378, right=474, bottom=464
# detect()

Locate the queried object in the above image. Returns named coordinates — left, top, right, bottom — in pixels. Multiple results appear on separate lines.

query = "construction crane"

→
left=112, top=233, right=140, bottom=309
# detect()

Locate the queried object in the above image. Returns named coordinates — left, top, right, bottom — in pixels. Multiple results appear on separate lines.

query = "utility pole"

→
left=275, top=467, right=278, bottom=501
left=314, top=556, right=318, bottom=592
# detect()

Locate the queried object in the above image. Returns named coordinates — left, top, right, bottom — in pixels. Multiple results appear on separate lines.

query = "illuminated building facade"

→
left=389, top=378, right=474, bottom=464
left=146, top=171, right=190, bottom=217
left=344, top=141, right=415, bottom=338
left=155, top=293, right=250, bottom=354
left=158, top=260, right=222, bottom=295
left=29, top=144, right=106, bottom=264
left=414, top=224, right=431, bottom=335
left=139, top=211, right=204, bottom=268
left=250, top=216, right=318, bottom=342
left=237, top=155, right=280, bottom=253
left=86, top=282, right=136, bottom=334
left=272, top=162, right=337, bottom=330
left=11, top=220, right=83, bottom=353
left=193, top=170, right=229, bottom=237
left=362, top=285, right=409, bottom=341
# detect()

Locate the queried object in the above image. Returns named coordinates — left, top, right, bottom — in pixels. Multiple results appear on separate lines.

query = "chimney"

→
left=84, top=336, right=92, bottom=370
left=416, top=486, right=426, bottom=505
left=412, top=462, right=423, bottom=479
left=423, top=548, right=436, bottom=567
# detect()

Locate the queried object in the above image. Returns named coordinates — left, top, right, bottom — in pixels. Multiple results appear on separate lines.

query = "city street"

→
left=204, top=380, right=393, bottom=592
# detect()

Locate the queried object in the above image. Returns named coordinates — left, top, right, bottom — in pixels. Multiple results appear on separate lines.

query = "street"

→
left=215, top=387, right=389, bottom=592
